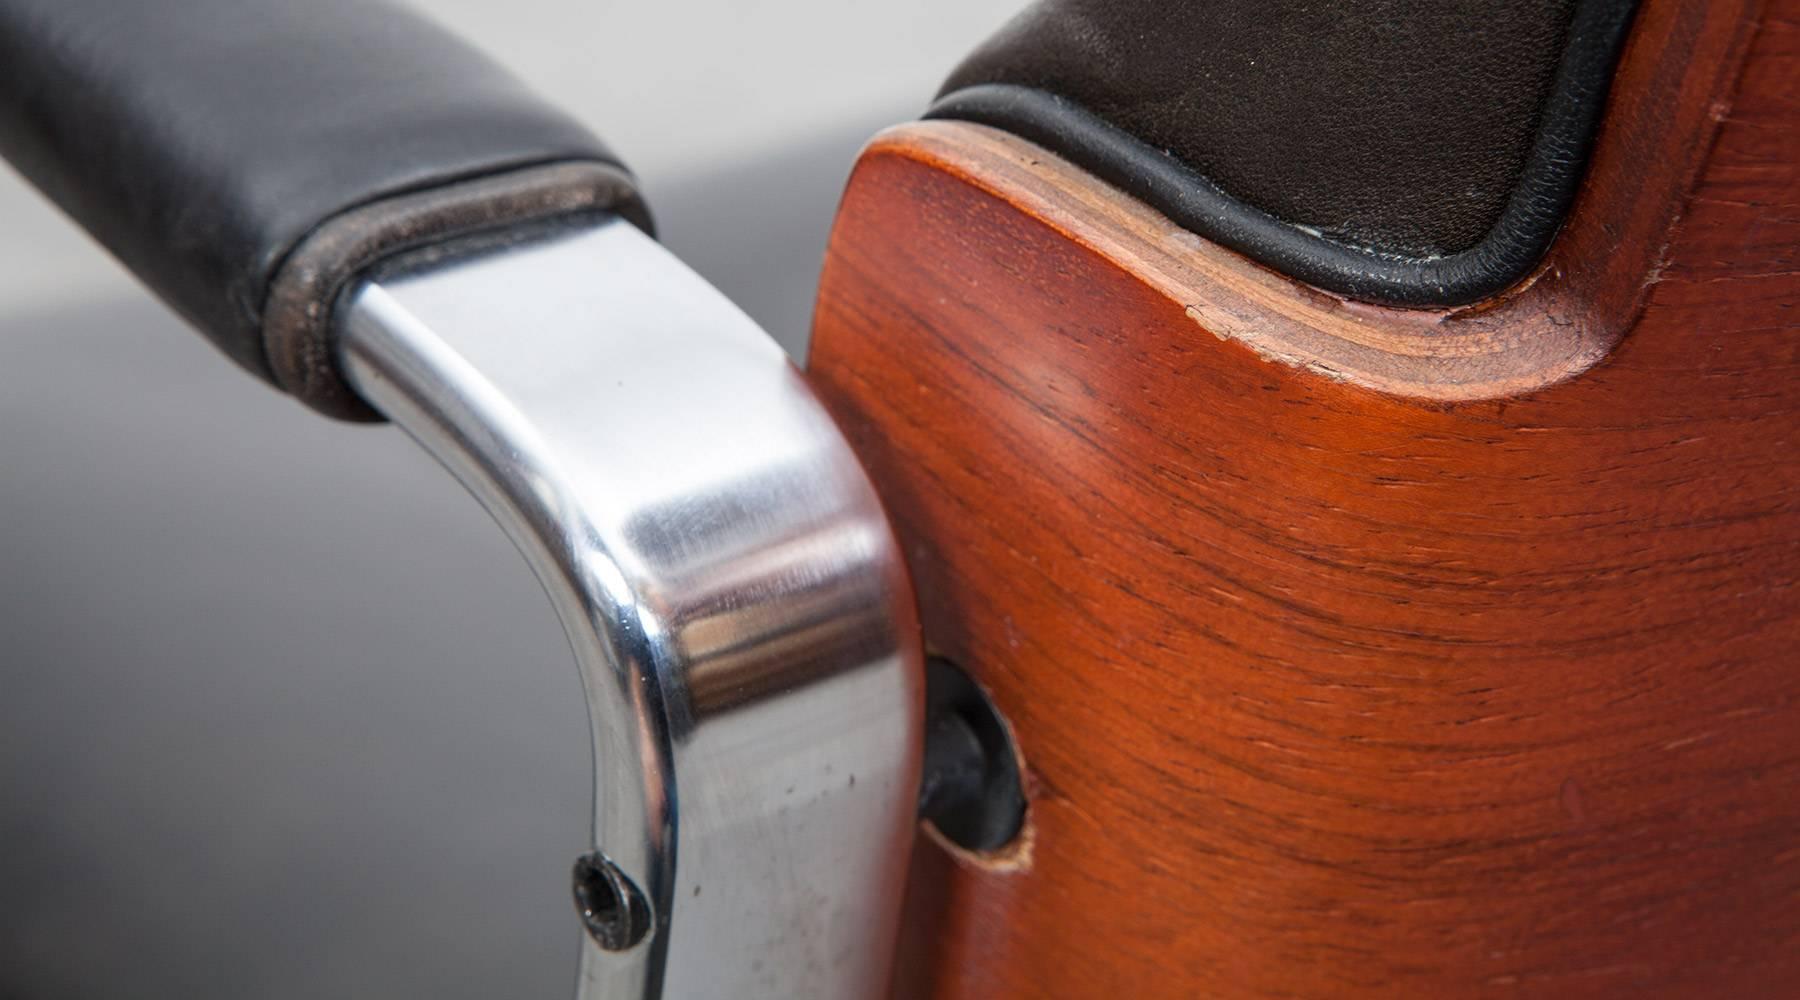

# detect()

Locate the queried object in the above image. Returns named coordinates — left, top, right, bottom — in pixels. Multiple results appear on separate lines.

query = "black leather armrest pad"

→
left=0, top=0, right=646, bottom=413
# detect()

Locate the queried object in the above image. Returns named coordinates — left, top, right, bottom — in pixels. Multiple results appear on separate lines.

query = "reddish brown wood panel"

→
left=807, top=3, right=1799, bottom=997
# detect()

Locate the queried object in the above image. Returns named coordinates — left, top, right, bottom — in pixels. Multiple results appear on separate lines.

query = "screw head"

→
left=571, top=852, right=652, bottom=951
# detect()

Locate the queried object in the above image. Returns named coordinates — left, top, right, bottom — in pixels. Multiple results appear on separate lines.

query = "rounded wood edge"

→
left=860, top=119, right=1596, bottom=401
left=852, top=0, right=1757, bottom=402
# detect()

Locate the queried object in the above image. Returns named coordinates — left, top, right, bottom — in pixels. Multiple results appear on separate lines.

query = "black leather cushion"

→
left=932, top=0, right=1638, bottom=306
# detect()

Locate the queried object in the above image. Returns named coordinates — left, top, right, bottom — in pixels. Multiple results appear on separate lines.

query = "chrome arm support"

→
left=335, top=215, right=923, bottom=999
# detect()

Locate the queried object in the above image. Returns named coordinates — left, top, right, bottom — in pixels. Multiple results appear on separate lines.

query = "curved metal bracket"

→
left=335, top=215, right=923, bottom=998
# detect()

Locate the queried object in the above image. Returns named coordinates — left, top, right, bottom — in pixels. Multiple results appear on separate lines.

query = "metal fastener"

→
left=571, top=852, right=652, bottom=951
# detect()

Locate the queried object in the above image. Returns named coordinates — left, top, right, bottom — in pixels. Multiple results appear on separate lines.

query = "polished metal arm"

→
left=335, top=214, right=923, bottom=998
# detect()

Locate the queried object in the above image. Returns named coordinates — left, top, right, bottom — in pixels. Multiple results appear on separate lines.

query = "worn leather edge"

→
left=264, top=160, right=649, bottom=421
left=926, top=0, right=1639, bottom=308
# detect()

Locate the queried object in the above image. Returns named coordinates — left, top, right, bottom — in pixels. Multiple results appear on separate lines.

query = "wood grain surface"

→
left=806, top=1, right=1800, bottom=996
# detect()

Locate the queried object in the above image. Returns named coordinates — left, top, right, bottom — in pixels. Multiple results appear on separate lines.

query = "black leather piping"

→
left=927, top=0, right=1639, bottom=308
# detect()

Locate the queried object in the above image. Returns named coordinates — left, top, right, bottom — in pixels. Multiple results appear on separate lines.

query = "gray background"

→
left=0, top=1, right=1023, bottom=996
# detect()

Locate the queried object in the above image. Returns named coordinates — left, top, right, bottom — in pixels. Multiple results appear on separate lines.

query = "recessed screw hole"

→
left=571, top=852, right=651, bottom=951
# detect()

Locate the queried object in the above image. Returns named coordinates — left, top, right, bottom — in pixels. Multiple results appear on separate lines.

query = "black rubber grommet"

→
left=918, top=657, right=1027, bottom=852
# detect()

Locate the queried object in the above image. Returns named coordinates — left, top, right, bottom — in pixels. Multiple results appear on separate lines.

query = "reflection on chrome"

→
left=337, top=215, right=922, bottom=1000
